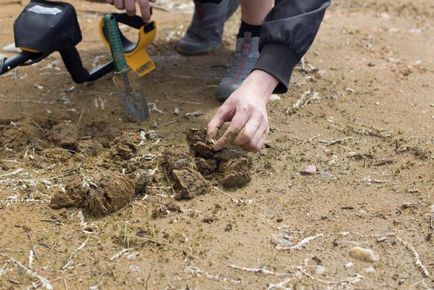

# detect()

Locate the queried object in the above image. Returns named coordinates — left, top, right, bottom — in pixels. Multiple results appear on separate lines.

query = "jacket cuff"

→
left=253, top=43, right=299, bottom=94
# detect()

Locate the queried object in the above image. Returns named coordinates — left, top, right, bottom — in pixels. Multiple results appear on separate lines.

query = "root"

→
left=430, top=204, right=434, bottom=230
left=186, top=265, right=241, bottom=284
left=228, top=264, right=287, bottom=276
left=267, top=277, right=292, bottom=290
left=0, top=253, right=53, bottom=290
left=61, top=237, right=90, bottom=270
left=276, top=234, right=323, bottom=251
left=395, top=235, right=430, bottom=278
left=286, top=90, right=321, bottom=114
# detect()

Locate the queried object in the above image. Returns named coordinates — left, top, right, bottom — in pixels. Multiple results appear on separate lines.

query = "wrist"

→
left=243, top=70, right=279, bottom=103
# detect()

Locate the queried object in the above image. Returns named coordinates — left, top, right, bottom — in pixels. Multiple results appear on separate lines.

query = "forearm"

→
left=254, top=0, right=330, bottom=93
left=243, top=70, right=279, bottom=104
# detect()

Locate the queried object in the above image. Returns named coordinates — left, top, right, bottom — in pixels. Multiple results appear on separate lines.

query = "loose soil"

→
left=0, top=0, right=433, bottom=289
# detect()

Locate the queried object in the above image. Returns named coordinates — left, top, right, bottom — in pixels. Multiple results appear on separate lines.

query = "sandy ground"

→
left=0, top=0, right=433, bottom=289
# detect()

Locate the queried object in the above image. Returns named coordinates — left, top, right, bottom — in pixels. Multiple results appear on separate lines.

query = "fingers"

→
left=124, top=0, right=136, bottom=16
left=243, top=125, right=269, bottom=152
left=138, top=0, right=151, bottom=22
left=109, top=0, right=149, bottom=20
left=212, top=107, right=250, bottom=151
left=207, top=104, right=235, bottom=140
left=233, top=116, right=262, bottom=146
left=114, top=0, right=125, bottom=10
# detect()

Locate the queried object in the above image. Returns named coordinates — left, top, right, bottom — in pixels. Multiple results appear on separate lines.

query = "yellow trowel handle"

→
left=99, top=13, right=156, bottom=77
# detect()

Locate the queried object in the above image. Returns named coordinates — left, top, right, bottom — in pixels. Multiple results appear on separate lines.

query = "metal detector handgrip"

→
left=59, top=46, right=114, bottom=83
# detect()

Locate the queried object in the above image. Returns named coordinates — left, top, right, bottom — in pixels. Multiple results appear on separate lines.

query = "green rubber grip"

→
left=103, top=14, right=128, bottom=72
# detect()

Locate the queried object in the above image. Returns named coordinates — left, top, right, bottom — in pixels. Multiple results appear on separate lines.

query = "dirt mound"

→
left=0, top=118, right=46, bottom=150
left=162, top=129, right=253, bottom=200
left=48, top=121, right=79, bottom=152
left=50, top=171, right=135, bottom=217
left=48, top=128, right=252, bottom=213
left=162, top=148, right=211, bottom=200
left=187, top=128, right=252, bottom=188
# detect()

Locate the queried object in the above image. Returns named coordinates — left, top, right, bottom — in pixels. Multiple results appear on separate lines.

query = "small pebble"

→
left=313, top=266, right=326, bottom=275
left=364, top=267, right=376, bottom=274
left=270, top=94, right=281, bottom=101
left=301, top=165, right=317, bottom=175
left=2, top=43, right=21, bottom=53
left=66, top=86, right=76, bottom=93
left=128, top=265, right=141, bottom=272
left=34, top=84, right=44, bottom=90
left=271, top=235, right=293, bottom=248
left=344, top=262, right=353, bottom=269
left=349, top=247, right=380, bottom=263
left=376, top=236, right=388, bottom=242
left=144, top=130, right=159, bottom=140
left=126, top=252, right=139, bottom=260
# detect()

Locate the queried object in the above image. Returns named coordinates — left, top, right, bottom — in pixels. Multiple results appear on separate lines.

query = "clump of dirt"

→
left=0, top=118, right=46, bottom=150
left=186, top=128, right=252, bottom=188
left=81, top=121, right=120, bottom=148
left=151, top=202, right=182, bottom=219
left=77, top=140, right=105, bottom=157
left=48, top=121, right=78, bottom=152
left=50, top=171, right=135, bottom=217
left=162, top=148, right=211, bottom=200
left=49, top=128, right=252, bottom=213
left=161, top=129, right=253, bottom=200
left=218, top=157, right=252, bottom=188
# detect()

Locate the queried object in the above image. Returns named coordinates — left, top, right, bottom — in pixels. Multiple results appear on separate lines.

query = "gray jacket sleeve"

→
left=253, top=0, right=330, bottom=93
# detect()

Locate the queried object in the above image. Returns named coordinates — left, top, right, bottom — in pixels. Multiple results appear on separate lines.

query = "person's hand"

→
left=106, top=0, right=152, bottom=22
left=207, top=70, right=279, bottom=152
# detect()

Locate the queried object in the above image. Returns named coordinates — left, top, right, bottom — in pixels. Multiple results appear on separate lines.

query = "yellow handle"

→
left=99, top=20, right=156, bottom=77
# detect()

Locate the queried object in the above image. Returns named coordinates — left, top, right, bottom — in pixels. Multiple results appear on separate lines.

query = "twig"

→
left=150, top=103, right=164, bottom=114
left=145, top=263, right=154, bottom=290
left=150, top=3, right=170, bottom=12
left=165, top=93, right=202, bottom=105
left=297, top=267, right=339, bottom=285
left=184, top=111, right=204, bottom=118
left=228, top=264, right=287, bottom=276
left=318, top=137, right=352, bottom=146
left=212, top=186, right=244, bottom=205
left=31, top=120, right=45, bottom=132
left=395, top=235, right=430, bottom=277
left=187, top=266, right=241, bottom=284
left=267, top=277, right=292, bottom=290
left=276, top=234, right=323, bottom=251
left=49, top=270, right=92, bottom=283
left=61, top=237, right=90, bottom=270
left=430, top=204, right=434, bottom=230
left=0, top=262, right=10, bottom=276
left=0, top=253, right=53, bottom=290
left=28, top=249, right=34, bottom=269
left=109, top=248, right=129, bottom=261
left=76, top=109, right=84, bottom=128
left=286, top=90, right=321, bottom=114
left=0, top=168, right=24, bottom=179
left=78, top=210, right=98, bottom=235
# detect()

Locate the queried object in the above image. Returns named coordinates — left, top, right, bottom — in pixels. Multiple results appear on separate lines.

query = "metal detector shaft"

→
left=0, top=51, right=41, bottom=75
